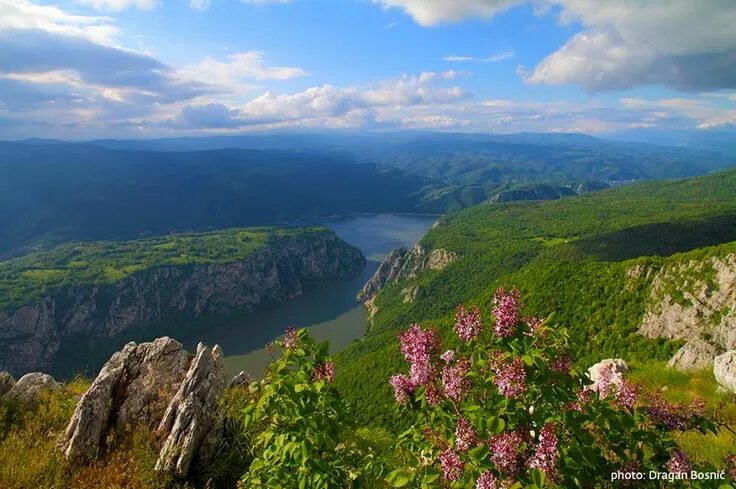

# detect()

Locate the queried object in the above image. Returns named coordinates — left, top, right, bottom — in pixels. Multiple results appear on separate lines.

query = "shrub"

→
left=240, top=328, right=385, bottom=488
left=386, top=288, right=721, bottom=488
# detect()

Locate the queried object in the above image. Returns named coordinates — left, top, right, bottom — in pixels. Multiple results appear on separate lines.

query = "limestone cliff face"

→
left=356, top=244, right=457, bottom=306
left=637, top=253, right=736, bottom=370
left=0, top=232, right=365, bottom=375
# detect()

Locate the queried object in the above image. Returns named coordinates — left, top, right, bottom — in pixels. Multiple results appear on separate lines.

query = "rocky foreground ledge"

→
left=0, top=337, right=250, bottom=481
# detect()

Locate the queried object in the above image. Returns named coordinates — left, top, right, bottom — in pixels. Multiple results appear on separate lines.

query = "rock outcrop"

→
left=714, top=351, right=736, bottom=394
left=668, top=339, right=718, bottom=371
left=156, top=343, right=226, bottom=479
left=0, top=371, right=14, bottom=397
left=1, top=372, right=62, bottom=405
left=357, top=244, right=457, bottom=303
left=60, top=337, right=191, bottom=463
left=638, top=254, right=735, bottom=370
left=0, top=231, right=365, bottom=376
left=60, top=337, right=227, bottom=480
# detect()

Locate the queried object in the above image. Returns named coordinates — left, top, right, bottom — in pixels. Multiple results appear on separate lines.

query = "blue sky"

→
left=1, top=0, right=735, bottom=138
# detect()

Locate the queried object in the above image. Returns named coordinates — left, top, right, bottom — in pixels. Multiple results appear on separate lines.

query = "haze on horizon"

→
left=1, top=0, right=735, bottom=140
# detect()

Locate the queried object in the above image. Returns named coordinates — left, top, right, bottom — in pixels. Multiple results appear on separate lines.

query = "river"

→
left=180, top=214, right=435, bottom=378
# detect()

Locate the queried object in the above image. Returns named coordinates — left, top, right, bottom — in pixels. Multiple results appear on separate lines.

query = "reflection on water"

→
left=181, top=214, right=435, bottom=378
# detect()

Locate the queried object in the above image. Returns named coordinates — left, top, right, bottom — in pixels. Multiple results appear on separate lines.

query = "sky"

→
left=1, top=0, right=735, bottom=139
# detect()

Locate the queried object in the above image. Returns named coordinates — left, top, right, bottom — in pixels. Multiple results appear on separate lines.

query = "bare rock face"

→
left=668, top=339, right=718, bottom=371
left=714, top=351, right=736, bottom=394
left=638, top=255, right=735, bottom=367
left=587, top=359, right=628, bottom=388
left=229, top=370, right=251, bottom=388
left=60, top=337, right=191, bottom=463
left=156, top=343, right=226, bottom=479
left=1, top=372, right=62, bottom=405
left=357, top=244, right=457, bottom=303
left=0, top=371, right=14, bottom=397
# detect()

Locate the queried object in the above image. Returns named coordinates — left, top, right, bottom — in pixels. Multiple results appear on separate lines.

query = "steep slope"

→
left=0, top=227, right=365, bottom=376
left=337, top=168, right=736, bottom=427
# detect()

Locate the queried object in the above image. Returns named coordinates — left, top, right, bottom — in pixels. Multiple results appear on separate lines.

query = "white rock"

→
left=668, top=339, right=718, bottom=371
left=0, top=371, right=15, bottom=397
left=587, top=358, right=628, bottom=388
left=714, top=350, right=736, bottom=394
left=1, top=372, right=62, bottom=405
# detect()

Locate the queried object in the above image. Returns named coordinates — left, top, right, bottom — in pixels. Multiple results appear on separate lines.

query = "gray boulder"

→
left=156, top=343, right=226, bottom=479
left=0, top=371, right=14, bottom=397
left=1, top=372, right=62, bottom=405
left=60, top=337, right=191, bottom=463
left=229, top=370, right=251, bottom=388
left=587, top=358, right=628, bottom=389
left=668, top=339, right=718, bottom=371
left=714, top=350, right=736, bottom=394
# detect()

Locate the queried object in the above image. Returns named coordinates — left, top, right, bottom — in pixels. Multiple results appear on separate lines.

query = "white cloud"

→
left=0, top=0, right=118, bottom=43
left=525, top=0, right=736, bottom=92
left=179, top=51, right=308, bottom=88
left=373, top=0, right=521, bottom=26
left=78, top=0, right=159, bottom=12
left=241, top=0, right=293, bottom=4
left=377, top=0, right=736, bottom=92
left=444, top=51, right=514, bottom=63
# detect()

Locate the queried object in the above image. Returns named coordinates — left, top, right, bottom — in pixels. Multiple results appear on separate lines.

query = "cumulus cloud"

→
left=373, top=0, right=521, bottom=26
left=377, top=0, right=736, bottom=92
left=172, top=70, right=471, bottom=131
left=524, top=0, right=736, bottom=92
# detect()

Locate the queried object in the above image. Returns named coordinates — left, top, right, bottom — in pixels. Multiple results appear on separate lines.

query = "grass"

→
left=0, top=226, right=333, bottom=311
left=628, top=361, right=736, bottom=468
left=0, top=380, right=255, bottom=489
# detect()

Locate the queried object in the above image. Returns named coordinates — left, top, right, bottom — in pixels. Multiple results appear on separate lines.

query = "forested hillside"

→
left=335, top=168, right=736, bottom=428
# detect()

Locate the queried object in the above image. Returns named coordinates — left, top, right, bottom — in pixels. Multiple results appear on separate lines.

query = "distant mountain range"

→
left=2, top=132, right=734, bottom=256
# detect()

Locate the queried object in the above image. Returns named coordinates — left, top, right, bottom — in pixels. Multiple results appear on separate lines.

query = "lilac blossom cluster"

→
left=487, top=430, right=525, bottom=476
left=439, top=448, right=464, bottom=481
left=491, top=356, right=527, bottom=399
left=455, top=305, right=484, bottom=342
left=646, top=393, right=705, bottom=431
left=528, top=423, right=559, bottom=480
left=454, top=418, right=479, bottom=452
left=312, top=361, right=335, bottom=383
left=492, top=288, right=521, bottom=337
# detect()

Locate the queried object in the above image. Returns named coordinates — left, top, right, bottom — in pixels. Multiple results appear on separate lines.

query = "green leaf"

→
left=530, top=468, right=545, bottom=487
left=386, top=468, right=413, bottom=487
left=487, top=416, right=506, bottom=435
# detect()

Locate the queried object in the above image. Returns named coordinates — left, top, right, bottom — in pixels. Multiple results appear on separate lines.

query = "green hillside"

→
left=0, top=226, right=329, bottom=311
left=335, top=168, right=736, bottom=428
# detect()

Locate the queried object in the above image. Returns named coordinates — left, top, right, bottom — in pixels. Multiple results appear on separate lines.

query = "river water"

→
left=180, top=214, right=435, bottom=378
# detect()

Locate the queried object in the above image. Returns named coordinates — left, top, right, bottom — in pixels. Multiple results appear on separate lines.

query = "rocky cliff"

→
left=637, top=253, right=736, bottom=371
left=356, top=244, right=457, bottom=320
left=0, top=231, right=365, bottom=375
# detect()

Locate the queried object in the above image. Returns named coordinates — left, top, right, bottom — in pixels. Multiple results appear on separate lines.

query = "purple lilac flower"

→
left=524, top=315, right=545, bottom=337
left=493, top=357, right=527, bottom=399
left=454, top=418, right=479, bottom=452
left=312, top=361, right=335, bottom=383
left=614, top=379, right=640, bottom=409
left=646, top=393, right=697, bottom=431
left=488, top=430, right=524, bottom=477
left=283, top=326, right=298, bottom=349
left=441, top=349, right=455, bottom=363
left=528, top=423, right=559, bottom=480
left=424, top=382, right=443, bottom=406
left=724, top=454, right=736, bottom=480
left=550, top=353, right=572, bottom=374
left=442, top=358, right=470, bottom=401
left=455, top=305, right=483, bottom=342
left=591, top=363, right=617, bottom=399
left=439, top=448, right=464, bottom=481
left=389, top=374, right=414, bottom=405
left=492, top=288, right=521, bottom=337
left=399, top=324, right=440, bottom=386
left=476, top=471, right=502, bottom=489
left=667, top=450, right=692, bottom=475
